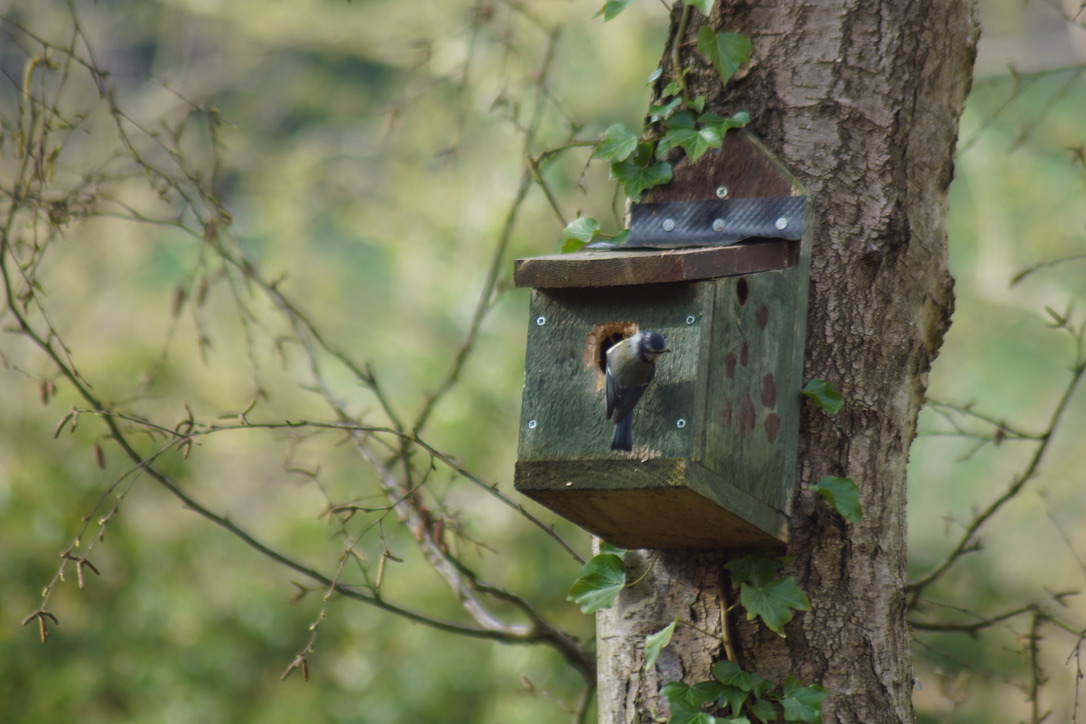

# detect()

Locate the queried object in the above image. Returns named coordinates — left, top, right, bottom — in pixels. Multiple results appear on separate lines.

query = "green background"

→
left=1, top=1, right=1085, bottom=722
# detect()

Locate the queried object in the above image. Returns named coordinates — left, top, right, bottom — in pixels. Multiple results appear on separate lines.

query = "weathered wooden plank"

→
left=517, top=284, right=708, bottom=462
left=702, top=270, right=805, bottom=514
left=513, top=239, right=796, bottom=289
left=514, top=458, right=787, bottom=549
left=644, top=130, right=796, bottom=203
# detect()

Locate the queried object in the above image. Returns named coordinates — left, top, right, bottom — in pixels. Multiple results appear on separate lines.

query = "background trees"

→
left=1, top=1, right=1085, bottom=722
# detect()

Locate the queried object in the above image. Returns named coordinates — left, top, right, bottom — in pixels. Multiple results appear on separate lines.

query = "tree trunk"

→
left=597, top=1, right=979, bottom=722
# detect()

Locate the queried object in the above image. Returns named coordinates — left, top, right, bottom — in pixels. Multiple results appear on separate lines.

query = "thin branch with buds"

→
left=3, top=1, right=598, bottom=708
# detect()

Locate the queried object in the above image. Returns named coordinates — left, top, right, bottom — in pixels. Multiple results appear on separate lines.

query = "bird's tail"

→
left=611, top=416, right=633, bottom=452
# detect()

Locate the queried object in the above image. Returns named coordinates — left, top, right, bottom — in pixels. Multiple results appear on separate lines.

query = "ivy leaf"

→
left=727, top=553, right=810, bottom=636
left=729, top=110, right=752, bottom=126
left=696, top=27, right=753, bottom=86
left=662, top=79, right=684, bottom=97
left=560, top=238, right=586, bottom=253
left=656, top=112, right=695, bottom=155
left=715, top=684, right=749, bottom=716
left=683, top=0, right=715, bottom=15
left=649, top=96, right=684, bottom=122
left=663, top=110, right=697, bottom=129
left=598, top=540, right=626, bottom=555
left=567, top=552, right=626, bottom=613
left=809, top=476, right=862, bottom=524
left=560, top=217, right=600, bottom=253
left=666, top=699, right=720, bottom=724
left=749, top=697, right=778, bottom=723
left=595, top=0, right=636, bottom=21
left=661, top=681, right=694, bottom=704
left=663, top=680, right=725, bottom=707
left=700, top=111, right=752, bottom=135
left=802, top=378, right=843, bottom=414
left=738, top=575, right=811, bottom=637
left=644, top=618, right=677, bottom=669
left=749, top=672, right=775, bottom=699
left=561, top=225, right=629, bottom=253
left=611, top=158, right=673, bottom=199
left=780, top=677, right=828, bottom=723
left=593, top=123, right=640, bottom=162
left=712, top=660, right=753, bottom=692
left=725, top=550, right=785, bottom=587
left=609, top=229, right=631, bottom=246
left=659, top=125, right=723, bottom=162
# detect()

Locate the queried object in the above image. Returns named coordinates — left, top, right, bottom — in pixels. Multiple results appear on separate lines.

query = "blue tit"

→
left=605, top=330, right=670, bottom=452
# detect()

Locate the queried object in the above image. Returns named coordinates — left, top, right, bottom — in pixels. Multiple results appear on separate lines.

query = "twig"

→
left=907, top=359, right=1086, bottom=600
left=412, top=20, right=566, bottom=435
left=4, top=0, right=598, bottom=698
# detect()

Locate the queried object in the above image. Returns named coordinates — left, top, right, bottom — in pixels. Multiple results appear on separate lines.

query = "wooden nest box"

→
left=513, top=131, right=811, bottom=549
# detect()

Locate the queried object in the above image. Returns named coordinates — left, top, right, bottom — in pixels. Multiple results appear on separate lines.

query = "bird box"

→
left=513, top=131, right=811, bottom=549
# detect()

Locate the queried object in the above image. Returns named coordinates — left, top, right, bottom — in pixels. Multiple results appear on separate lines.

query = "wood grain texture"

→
left=643, top=130, right=796, bottom=203
left=513, top=240, right=797, bottom=289
left=515, top=458, right=787, bottom=549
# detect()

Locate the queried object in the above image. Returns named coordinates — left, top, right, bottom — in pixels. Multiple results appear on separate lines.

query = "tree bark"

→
left=597, top=1, right=979, bottom=722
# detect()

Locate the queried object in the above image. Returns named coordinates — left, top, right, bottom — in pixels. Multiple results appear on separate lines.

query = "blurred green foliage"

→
left=909, top=30, right=1086, bottom=724
left=1, top=1, right=1084, bottom=723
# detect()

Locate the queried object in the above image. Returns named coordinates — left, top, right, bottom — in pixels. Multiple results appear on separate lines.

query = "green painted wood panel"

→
left=517, top=283, right=711, bottom=462
left=702, top=269, right=805, bottom=515
left=512, top=134, right=812, bottom=548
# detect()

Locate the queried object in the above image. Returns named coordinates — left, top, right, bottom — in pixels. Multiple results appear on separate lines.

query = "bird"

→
left=605, top=330, right=669, bottom=451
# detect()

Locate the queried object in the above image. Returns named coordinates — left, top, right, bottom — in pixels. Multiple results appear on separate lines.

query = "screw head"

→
left=662, top=218, right=676, bottom=232
left=712, top=218, right=725, bottom=232
left=775, top=217, right=789, bottom=230
left=676, top=418, right=686, bottom=429
left=685, top=315, right=696, bottom=325
left=716, top=186, right=729, bottom=198
left=536, top=316, right=546, bottom=326
left=527, top=419, right=537, bottom=429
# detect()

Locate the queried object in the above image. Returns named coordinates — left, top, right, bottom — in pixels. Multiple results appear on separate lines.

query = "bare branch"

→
left=908, top=357, right=1086, bottom=600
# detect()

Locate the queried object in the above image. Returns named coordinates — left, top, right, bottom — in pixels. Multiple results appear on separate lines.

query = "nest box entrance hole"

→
left=586, top=321, right=639, bottom=376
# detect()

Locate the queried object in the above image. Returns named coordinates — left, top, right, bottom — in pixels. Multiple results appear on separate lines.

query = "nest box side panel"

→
left=516, top=283, right=712, bottom=463
left=703, top=268, right=806, bottom=517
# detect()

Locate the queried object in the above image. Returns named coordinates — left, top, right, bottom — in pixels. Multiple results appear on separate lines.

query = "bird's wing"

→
left=608, top=366, right=655, bottom=423
left=606, top=368, right=618, bottom=419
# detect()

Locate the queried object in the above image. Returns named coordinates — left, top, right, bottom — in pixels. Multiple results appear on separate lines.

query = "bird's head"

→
left=635, top=330, right=670, bottom=361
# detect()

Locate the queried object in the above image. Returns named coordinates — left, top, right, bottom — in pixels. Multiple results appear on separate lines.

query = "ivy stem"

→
left=719, top=580, right=739, bottom=663
left=675, top=618, right=728, bottom=648
left=671, top=3, right=692, bottom=105
left=625, top=550, right=661, bottom=588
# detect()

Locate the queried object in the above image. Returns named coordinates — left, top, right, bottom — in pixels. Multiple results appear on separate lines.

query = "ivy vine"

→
left=564, top=375, right=861, bottom=721
left=568, top=548, right=829, bottom=723
left=561, top=0, right=753, bottom=252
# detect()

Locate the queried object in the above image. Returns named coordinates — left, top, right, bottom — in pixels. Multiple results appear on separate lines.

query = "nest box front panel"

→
left=517, top=283, right=710, bottom=463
